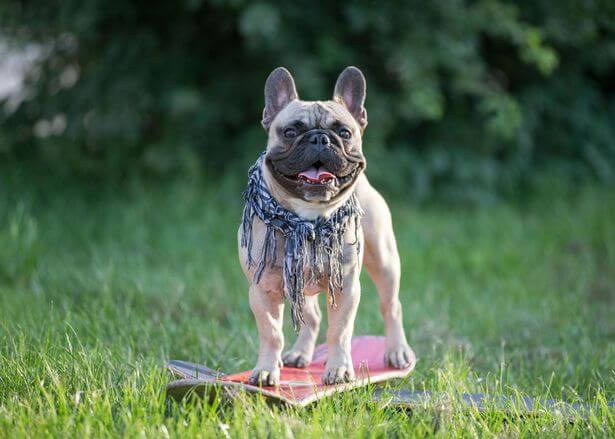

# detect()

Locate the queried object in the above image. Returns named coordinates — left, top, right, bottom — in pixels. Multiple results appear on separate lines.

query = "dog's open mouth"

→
left=268, top=157, right=364, bottom=192
left=297, top=161, right=336, bottom=185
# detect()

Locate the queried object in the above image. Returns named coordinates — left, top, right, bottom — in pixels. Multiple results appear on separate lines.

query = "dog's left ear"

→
left=333, top=66, right=367, bottom=129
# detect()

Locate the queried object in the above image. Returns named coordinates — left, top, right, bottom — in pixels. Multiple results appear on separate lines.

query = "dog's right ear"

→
left=262, top=67, right=298, bottom=130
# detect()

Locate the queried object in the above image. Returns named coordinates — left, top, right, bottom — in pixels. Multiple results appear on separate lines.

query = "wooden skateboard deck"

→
left=166, top=335, right=414, bottom=406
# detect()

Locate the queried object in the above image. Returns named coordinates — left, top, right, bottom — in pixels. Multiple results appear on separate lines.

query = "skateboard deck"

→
left=166, top=335, right=414, bottom=406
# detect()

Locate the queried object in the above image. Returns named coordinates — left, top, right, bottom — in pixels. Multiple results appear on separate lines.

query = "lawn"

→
left=1, top=169, right=614, bottom=437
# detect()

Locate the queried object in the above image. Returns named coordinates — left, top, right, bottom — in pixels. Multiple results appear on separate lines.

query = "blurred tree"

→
left=0, top=0, right=613, bottom=198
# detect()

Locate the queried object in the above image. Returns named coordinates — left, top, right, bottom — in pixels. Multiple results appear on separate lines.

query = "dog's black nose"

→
left=308, top=132, right=330, bottom=147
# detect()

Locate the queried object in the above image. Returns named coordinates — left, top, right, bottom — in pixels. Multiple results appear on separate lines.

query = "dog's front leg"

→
left=322, top=267, right=360, bottom=384
left=248, top=284, right=284, bottom=386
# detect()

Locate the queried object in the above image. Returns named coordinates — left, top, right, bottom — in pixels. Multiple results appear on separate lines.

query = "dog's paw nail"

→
left=282, top=351, right=312, bottom=368
left=248, top=367, right=280, bottom=386
left=322, top=365, right=354, bottom=385
left=385, top=344, right=416, bottom=369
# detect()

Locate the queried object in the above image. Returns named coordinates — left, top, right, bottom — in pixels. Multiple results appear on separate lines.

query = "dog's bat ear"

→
left=333, top=66, right=367, bottom=129
left=262, top=67, right=299, bottom=130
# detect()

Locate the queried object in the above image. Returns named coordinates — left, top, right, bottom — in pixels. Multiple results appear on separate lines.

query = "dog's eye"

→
left=284, top=128, right=298, bottom=139
left=339, top=128, right=352, bottom=140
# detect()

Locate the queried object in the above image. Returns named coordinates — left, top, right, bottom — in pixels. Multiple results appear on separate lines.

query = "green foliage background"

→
left=1, top=0, right=614, bottom=199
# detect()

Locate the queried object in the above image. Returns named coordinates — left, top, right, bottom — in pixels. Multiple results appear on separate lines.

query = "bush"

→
left=0, top=0, right=614, bottom=198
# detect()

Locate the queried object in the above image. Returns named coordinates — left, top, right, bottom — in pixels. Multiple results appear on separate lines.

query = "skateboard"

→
left=166, top=335, right=415, bottom=406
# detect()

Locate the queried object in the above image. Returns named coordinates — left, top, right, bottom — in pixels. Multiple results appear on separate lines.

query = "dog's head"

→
left=261, top=67, right=367, bottom=204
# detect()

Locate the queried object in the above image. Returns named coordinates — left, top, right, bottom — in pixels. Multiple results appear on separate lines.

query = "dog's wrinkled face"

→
left=265, top=100, right=365, bottom=202
left=261, top=67, right=368, bottom=203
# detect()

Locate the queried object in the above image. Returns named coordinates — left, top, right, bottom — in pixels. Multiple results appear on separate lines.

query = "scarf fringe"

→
left=240, top=154, right=363, bottom=332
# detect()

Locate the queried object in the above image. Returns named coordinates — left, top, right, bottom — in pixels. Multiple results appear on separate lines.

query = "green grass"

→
left=0, top=170, right=614, bottom=437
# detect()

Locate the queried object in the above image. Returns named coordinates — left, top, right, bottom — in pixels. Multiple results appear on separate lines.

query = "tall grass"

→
left=0, top=171, right=614, bottom=436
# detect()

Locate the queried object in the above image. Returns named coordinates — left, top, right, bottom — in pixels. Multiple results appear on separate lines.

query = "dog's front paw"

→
left=248, top=365, right=280, bottom=387
left=385, top=342, right=416, bottom=369
left=282, top=350, right=312, bottom=368
left=322, top=357, right=355, bottom=385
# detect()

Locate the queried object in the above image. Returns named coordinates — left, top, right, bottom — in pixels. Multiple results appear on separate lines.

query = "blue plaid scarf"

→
left=241, top=154, right=363, bottom=331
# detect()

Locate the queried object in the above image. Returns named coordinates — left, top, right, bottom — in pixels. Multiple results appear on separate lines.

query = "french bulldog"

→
left=238, top=66, right=415, bottom=385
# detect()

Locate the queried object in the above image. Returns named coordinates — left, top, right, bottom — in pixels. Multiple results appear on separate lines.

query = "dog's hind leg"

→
left=282, top=294, right=321, bottom=368
left=359, top=180, right=415, bottom=369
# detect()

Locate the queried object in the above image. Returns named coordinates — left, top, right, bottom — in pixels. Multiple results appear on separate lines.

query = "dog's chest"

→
left=238, top=217, right=362, bottom=295
left=258, top=242, right=329, bottom=295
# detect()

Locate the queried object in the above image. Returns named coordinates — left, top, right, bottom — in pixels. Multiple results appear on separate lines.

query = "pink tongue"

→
left=298, top=166, right=336, bottom=183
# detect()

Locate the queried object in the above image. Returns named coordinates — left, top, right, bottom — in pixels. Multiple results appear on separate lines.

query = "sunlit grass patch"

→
left=0, top=176, right=613, bottom=436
